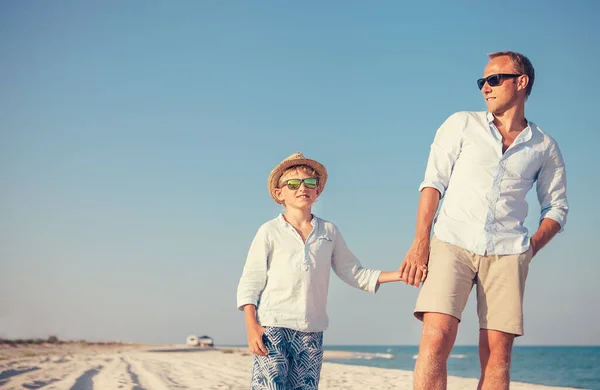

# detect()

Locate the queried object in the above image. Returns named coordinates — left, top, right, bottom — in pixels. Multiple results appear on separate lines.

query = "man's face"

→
left=481, top=55, right=527, bottom=114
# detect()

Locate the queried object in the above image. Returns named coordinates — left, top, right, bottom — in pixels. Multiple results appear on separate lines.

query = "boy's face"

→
left=274, top=169, right=319, bottom=210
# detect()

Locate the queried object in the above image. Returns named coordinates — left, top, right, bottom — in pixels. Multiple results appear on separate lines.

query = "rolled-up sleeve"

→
left=331, top=226, right=381, bottom=293
left=236, top=226, right=270, bottom=310
left=537, top=140, right=569, bottom=230
left=419, top=112, right=466, bottom=197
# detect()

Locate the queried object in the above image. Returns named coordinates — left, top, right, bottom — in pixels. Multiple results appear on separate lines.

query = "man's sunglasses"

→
left=477, top=73, right=521, bottom=90
left=281, top=178, right=318, bottom=190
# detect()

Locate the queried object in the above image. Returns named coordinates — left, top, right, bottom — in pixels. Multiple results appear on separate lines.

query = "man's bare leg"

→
left=413, top=313, right=459, bottom=390
left=477, top=329, right=515, bottom=390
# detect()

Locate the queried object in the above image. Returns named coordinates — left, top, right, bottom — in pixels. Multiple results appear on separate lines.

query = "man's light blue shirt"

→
left=420, top=111, right=568, bottom=255
left=237, top=214, right=381, bottom=332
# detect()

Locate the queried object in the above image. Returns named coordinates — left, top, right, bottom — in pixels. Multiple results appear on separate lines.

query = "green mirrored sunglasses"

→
left=281, top=177, right=318, bottom=190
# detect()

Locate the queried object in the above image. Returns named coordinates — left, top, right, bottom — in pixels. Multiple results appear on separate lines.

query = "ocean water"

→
left=323, top=346, right=600, bottom=389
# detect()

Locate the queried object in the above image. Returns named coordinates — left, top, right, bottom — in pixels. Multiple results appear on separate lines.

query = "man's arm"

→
left=400, top=113, right=464, bottom=287
left=530, top=218, right=561, bottom=257
left=399, top=187, right=440, bottom=287
left=532, top=140, right=568, bottom=255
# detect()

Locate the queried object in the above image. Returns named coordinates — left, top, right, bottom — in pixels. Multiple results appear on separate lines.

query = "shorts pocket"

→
left=518, top=246, right=534, bottom=269
left=527, top=245, right=534, bottom=262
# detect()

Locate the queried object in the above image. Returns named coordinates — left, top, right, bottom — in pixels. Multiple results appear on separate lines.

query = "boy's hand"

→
left=378, top=270, right=424, bottom=284
left=399, top=239, right=429, bottom=288
left=247, top=323, right=267, bottom=356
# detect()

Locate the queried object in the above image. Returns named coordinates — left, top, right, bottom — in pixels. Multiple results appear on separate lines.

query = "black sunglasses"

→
left=281, top=177, right=318, bottom=190
left=477, top=73, right=521, bottom=90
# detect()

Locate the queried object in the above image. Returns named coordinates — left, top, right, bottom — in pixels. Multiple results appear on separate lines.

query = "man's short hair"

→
left=488, top=51, right=535, bottom=97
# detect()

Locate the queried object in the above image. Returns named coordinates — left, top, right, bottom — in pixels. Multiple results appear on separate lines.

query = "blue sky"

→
left=1, top=1, right=599, bottom=346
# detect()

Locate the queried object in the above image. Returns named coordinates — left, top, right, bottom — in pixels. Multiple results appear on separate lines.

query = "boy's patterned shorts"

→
left=251, top=326, right=324, bottom=390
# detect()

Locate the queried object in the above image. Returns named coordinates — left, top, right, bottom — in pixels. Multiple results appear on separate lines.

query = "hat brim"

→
left=268, top=158, right=328, bottom=204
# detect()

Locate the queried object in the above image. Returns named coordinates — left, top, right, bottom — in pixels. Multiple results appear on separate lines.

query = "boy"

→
left=236, top=152, right=426, bottom=389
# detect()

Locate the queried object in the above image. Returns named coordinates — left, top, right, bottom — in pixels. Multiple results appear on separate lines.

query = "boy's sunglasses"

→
left=477, top=73, right=521, bottom=90
left=281, top=178, right=318, bottom=190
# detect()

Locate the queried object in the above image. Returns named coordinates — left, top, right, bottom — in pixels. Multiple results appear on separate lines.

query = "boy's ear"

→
left=273, top=188, right=284, bottom=202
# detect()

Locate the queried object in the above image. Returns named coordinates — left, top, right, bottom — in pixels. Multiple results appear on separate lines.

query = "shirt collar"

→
left=486, top=112, right=533, bottom=145
left=277, top=214, right=287, bottom=227
left=517, top=124, right=533, bottom=144
left=277, top=214, right=318, bottom=228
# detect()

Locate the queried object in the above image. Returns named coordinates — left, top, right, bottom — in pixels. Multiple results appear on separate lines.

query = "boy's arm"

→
left=378, top=269, right=427, bottom=284
left=243, top=304, right=267, bottom=356
left=330, top=227, right=384, bottom=293
left=237, top=226, right=270, bottom=356
left=329, top=237, right=421, bottom=289
left=236, top=226, right=269, bottom=311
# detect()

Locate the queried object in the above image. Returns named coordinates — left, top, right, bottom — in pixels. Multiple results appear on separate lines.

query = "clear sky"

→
left=1, top=1, right=599, bottom=347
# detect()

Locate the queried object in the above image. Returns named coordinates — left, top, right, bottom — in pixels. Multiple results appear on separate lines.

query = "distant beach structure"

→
left=198, top=335, right=214, bottom=347
left=186, top=335, right=199, bottom=346
left=186, top=335, right=214, bottom=347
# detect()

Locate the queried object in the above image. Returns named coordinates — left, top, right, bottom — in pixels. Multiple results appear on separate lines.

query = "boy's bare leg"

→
left=478, top=329, right=515, bottom=390
left=413, top=313, right=459, bottom=390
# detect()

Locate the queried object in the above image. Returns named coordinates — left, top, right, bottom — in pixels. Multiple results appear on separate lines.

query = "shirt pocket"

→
left=316, top=234, right=333, bottom=246
left=504, top=148, right=543, bottom=181
left=311, top=234, right=333, bottom=264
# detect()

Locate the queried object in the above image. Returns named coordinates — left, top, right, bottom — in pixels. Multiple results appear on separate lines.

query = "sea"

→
left=323, top=345, right=600, bottom=389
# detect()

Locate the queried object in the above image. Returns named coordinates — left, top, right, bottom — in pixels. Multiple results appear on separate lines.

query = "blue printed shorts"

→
left=251, top=326, right=324, bottom=390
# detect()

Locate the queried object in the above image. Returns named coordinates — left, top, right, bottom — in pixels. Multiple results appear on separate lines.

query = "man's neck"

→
left=283, top=208, right=313, bottom=227
left=492, top=104, right=527, bottom=133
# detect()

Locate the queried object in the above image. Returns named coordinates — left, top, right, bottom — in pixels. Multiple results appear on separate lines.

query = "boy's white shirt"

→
left=237, top=214, right=381, bottom=332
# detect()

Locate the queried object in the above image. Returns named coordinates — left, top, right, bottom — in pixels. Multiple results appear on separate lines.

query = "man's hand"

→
left=529, top=218, right=562, bottom=259
left=399, top=239, right=430, bottom=287
left=530, top=239, right=538, bottom=257
left=401, top=188, right=439, bottom=287
left=247, top=322, right=267, bottom=356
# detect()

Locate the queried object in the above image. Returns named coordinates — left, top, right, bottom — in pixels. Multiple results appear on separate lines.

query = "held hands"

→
left=399, top=239, right=429, bottom=288
left=247, top=322, right=267, bottom=356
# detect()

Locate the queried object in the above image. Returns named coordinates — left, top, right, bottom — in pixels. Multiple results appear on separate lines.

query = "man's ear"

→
left=517, top=74, right=529, bottom=92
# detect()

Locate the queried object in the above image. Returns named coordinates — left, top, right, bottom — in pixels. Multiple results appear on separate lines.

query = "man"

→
left=399, top=51, right=568, bottom=390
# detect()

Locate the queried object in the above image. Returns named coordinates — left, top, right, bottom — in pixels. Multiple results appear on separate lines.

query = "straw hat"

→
left=268, top=152, right=328, bottom=204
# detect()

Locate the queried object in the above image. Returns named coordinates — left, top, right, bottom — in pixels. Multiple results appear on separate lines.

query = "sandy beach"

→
left=0, top=344, right=581, bottom=390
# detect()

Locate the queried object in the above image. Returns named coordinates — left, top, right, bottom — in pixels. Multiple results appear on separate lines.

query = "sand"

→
left=0, top=344, right=580, bottom=389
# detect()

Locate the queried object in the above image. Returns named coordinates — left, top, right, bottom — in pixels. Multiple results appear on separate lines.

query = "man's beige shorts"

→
left=414, top=236, right=533, bottom=336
